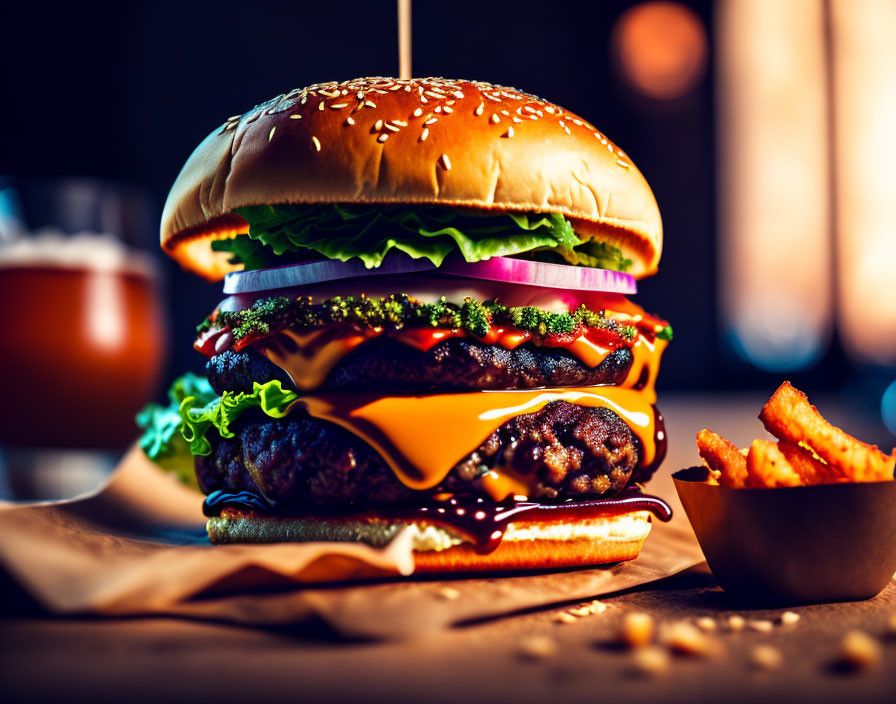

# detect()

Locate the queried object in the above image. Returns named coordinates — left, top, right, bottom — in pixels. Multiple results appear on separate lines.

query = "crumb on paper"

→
left=749, top=620, right=774, bottom=633
left=780, top=611, right=800, bottom=626
left=750, top=645, right=783, bottom=670
left=631, top=646, right=670, bottom=677
left=620, top=612, right=655, bottom=648
left=838, top=630, right=881, bottom=671
left=665, top=621, right=715, bottom=656
left=727, top=615, right=746, bottom=632
left=517, top=635, right=558, bottom=661
left=437, top=586, right=461, bottom=600
left=569, top=600, right=607, bottom=617
left=553, top=612, right=578, bottom=625
left=695, top=617, right=717, bottom=631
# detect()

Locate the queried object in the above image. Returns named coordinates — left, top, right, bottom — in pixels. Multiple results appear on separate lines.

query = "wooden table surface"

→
left=2, top=394, right=895, bottom=703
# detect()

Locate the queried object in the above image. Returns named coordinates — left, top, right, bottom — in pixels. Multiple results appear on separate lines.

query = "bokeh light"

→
left=830, top=0, right=896, bottom=367
left=717, top=0, right=831, bottom=372
left=882, top=380, right=896, bottom=437
left=611, top=1, right=708, bottom=100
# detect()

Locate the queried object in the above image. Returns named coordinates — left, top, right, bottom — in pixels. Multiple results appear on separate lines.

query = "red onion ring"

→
left=223, top=255, right=636, bottom=295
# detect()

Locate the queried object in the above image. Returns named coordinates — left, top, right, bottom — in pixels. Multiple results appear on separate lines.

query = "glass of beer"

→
left=0, top=178, right=167, bottom=499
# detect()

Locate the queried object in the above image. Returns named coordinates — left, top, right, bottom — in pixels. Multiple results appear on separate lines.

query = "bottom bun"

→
left=206, top=509, right=654, bottom=573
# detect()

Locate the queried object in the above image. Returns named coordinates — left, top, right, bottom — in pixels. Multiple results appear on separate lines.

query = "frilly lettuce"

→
left=136, top=373, right=216, bottom=487
left=212, top=204, right=585, bottom=270
left=137, top=376, right=301, bottom=478
left=179, top=380, right=300, bottom=456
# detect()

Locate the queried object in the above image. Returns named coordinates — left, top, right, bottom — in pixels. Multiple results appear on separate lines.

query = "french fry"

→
left=759, top=382, right=895, bottom=483
left=696, top=429, right=749, bottom=488
left=745, top=440, right=802, bottom=488
left=777, top=440, right=845, bottom=485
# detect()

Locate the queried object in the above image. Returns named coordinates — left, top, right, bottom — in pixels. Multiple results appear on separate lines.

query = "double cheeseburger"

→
left=148, top=77, right=672, bottom=572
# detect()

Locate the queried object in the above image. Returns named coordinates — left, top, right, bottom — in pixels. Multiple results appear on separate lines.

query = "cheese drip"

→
left=291, top=386, right=659, bottom=502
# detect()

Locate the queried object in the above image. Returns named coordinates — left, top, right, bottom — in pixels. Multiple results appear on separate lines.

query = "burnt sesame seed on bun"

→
left=161, top=77, right=662, bottom=281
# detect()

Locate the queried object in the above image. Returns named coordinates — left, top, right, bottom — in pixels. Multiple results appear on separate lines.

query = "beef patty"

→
left=207, top=337, right=633, bottom=394
left=196, top=401, right=640, bottom=510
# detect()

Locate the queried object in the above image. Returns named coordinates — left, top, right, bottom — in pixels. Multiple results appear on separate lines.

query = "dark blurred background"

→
left=1, top=0, right=894, bottom=443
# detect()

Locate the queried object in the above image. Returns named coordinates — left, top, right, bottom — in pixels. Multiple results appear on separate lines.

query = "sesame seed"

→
left=524, top=106, right=536, bottom=114
left=268, top=126, right=276, bottom=141
left=384, top=123, right=399, bottom=132
left=475, top=102, right=484, bottom=116
left=617, top=159, right=630, bottom=168
left=412, top=107, right=423, bottom=117
left=377, top=133, right=389, bottom=143
left=439, top=153, right=451, bottom=170
left=374, top=119, right=384, bottom=131
left=503, top=126, right=515, bottom=138
left=365, top=100, right=376, bottom=108
left=311, top=136, right=321, bottom=151
left=490, top=114, right=500, bottom=124
left=512, top=116, right=522, bottom=123
left=345, top=116, right=355, bottom=126
left=443, top=106, right=453, bottom=113
left=392, top=120, right=408, bottom=126
left=420, top=127, right=429, bottom=141
left=289, top=114, right=302, bottom=120
left=544, top=106, right=555, bottom=114
left=500, top=109, right=510, bottom=116
left=563, top=126, right=571, bottom=135
left=424, top=117, right=438, bottom=125
left=484, top=93, right=501, bottom=102
left=329, top=102, right=349, bottom=109
left=434, top=106, right=442, bottom=113
left=317, top=102, right=324, bottom=111
left=608, top=144, right=614, bottom=152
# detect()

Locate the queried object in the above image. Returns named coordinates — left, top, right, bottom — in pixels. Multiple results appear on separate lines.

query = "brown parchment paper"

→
left=0, top=447, right=704, bottom=639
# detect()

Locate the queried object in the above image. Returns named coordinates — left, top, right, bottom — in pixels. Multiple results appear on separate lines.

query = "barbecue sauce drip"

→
left=202, top=490, right=673, bottom=555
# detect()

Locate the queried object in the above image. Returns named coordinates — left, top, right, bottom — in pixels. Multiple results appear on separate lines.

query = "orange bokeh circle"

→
left=611, top=2, right=708, bottom=100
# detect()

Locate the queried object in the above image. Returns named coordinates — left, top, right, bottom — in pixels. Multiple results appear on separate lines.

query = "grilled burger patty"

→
left=196, top=400, right=640, bottom=510
left=206, top=338, right=633, bottom=395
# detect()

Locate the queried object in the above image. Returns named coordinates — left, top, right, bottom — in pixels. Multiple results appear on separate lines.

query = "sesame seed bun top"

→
left=161, top=77, right=663, bottom=280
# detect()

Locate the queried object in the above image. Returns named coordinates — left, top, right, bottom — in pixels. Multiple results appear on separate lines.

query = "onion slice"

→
left=437, top=257, right=636, bottom=294
left=223, top=255, right=636, bottom=295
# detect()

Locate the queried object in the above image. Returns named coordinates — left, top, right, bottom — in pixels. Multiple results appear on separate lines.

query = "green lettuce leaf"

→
left=179, top=379, right=300, bottom=456
left=138, top=376, right=300, bottom=476
left=212, top=204, right=587, bottom=270
left=135, top=372, right=217, bottom=487
left=554, top=240, right=634, bottom=271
